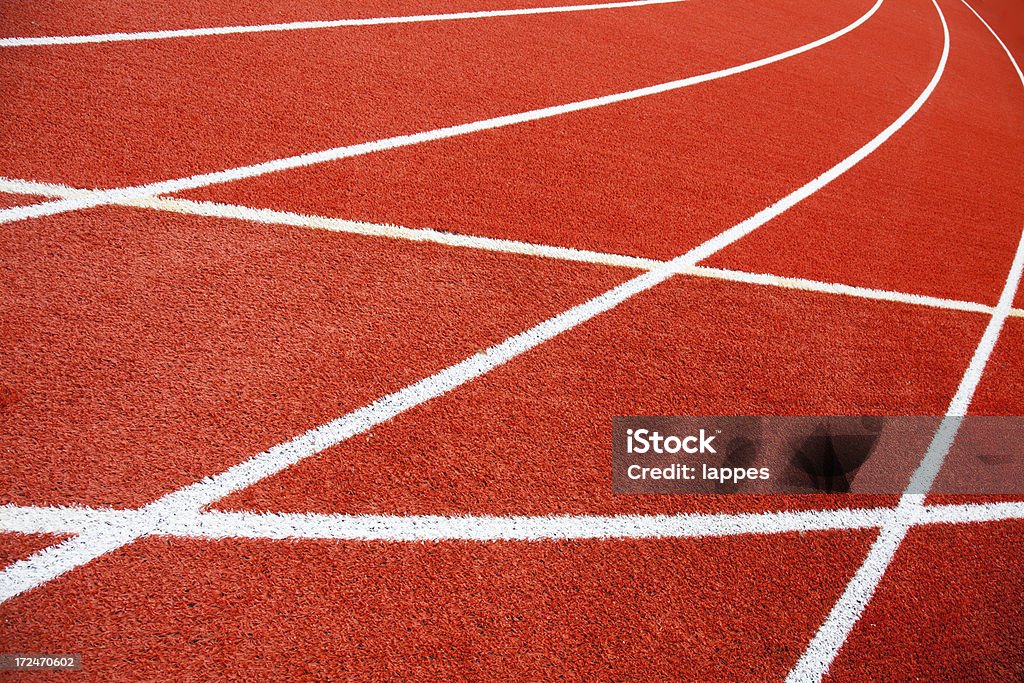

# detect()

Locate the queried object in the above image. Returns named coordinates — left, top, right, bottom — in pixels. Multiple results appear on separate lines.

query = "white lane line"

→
left=788, top=3, right=1023, bottom=679
left=134, top=196, right=665, bottom=270
left=0, top=0, right=885, bottom=227
left=0, top=504, right=885, bottom=539
left=0, top=505, right=137, bottom=535
left=0, top=0, right=946, bottom=604
left=0, top=177, right=95, bottom=199
left=0, top=179, right=1003, bottom=317
left=0, top=178, right=659, bottom=268
left=129, top=196, right=1007, bottom=316
left=915, top=500, right=1024, bottom=527
left=682, top=266, right=995, bottom=315
left=0, top=528, right=141, bottom=602
left=0, top=0, right=686, bottom=47
left=2, top=501, right=1022, bottom=541
left=159, top=508, right=886, bottom=540
left=962, top=0, right=1024, bottom=85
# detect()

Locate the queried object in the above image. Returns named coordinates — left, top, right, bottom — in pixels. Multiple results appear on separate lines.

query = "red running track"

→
left=0, top=206, right=626, bottom=508
left=1, top=0, right=869, bottom=187
left=0, top=0, right=1022, bottom=679
left=186, top=0, right=934, bottom=270
left=1, top=532, right=877, bottom=681
left=0, top=0, right=619, bottom=39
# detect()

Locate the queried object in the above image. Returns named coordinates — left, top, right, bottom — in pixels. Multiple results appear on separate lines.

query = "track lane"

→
left=822, top=520, right=1024, bottom=681
left=0, top=534, right=66, bottom=568
left=184, top=0, right=933, bottom=265
left=215, top=277, right=982, bottom=517
left=0, top=0, right=870, bottom=189
left=968, top=0, right=1024, bottom=65
left=0, top=192, right=45, bottom=209
left=0, top=531, right=876, bottom=681
left=0, top=0, right=616, bottom=40
left=708, top=0, right=1024, bottom=306
left=0, top=0, right=1019, bottom=679
left=0, top=207, right=627, bottom=508
left=0, top=0, right=949, bottom=600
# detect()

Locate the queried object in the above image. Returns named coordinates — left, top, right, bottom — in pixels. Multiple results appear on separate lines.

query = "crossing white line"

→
left=0, top=0, right=687, bottom=47
left=123, top=196, right=1016, bottom=317
left=0, top=0, right=946, bottom=604
left=0, top=0, right=884, bottom=227
left=0, top=179, right=1008, bottom=317
left=787, top=2, right=1023, bottom=679
left=1, top=501, right=1022, bottom=542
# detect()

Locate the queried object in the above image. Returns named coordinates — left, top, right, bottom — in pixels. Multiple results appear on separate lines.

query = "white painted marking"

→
left=135, top=196, right=665, bottom=269
left=0, top=0, right=686, bottom=47
left=0, top=505, right=138, bottom=535
left=962, top=0, right=1024, bottom=86
left=0, top=0, right=951, bottom=602
left=0, top=0, right=884, bottom=226
left=915, top=500, right=1024, bottom=527
left=0, top=528, right=140, bottom=601
left=159, top=508, right=885, bottom=540
left=0, top=177, right=95, bottom=198
left=2, top=501, right=1022, bottom=541
left=0, top=504, right=887, bottom=539
left=687, top=266, right=995, bottom=315
left=131, top=196, right=1006, bottom=316
left=788, top=3, right=1024, bottom=679
left=1, top=178, right=1004, bottom=317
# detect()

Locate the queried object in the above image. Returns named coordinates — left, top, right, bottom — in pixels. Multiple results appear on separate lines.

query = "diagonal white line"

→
left=0, top=504, right=885, bottom=539
left=2, top=501, right=1022, bottom=542
left=121, top=196, right=1013, bottom=316
left=0, top=177, right=96, bottom=199
left=0, top=0, right=949, bottom=604
left=0, top=0, right=884, bottom=227
left=0, top=0, right=686, bottom=47
left=160, top=508, right=887, bottom=540
left=962, top=1, right=1024, bottom=86
left=0, top=505, right=139, bottom=535
left=1, top=179, right=1007, bottom=317
left=688, top=266, right=996, bottom=315
left=788, top=2, right=1024, bottom=679
left=135, top=193, right=666, bottom=271
left=0, top=528, right=140, bottom=603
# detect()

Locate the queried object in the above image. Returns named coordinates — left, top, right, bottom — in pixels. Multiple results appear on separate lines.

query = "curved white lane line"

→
left=788, top=2, right=1024, bottom=680
left=962, top=0, right=1024, bottom=85
left=0, top=0, right=884, bottom=226
left=1, top=0, right=686, bottom=47
left=0, top=0, right=953, bottom=604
